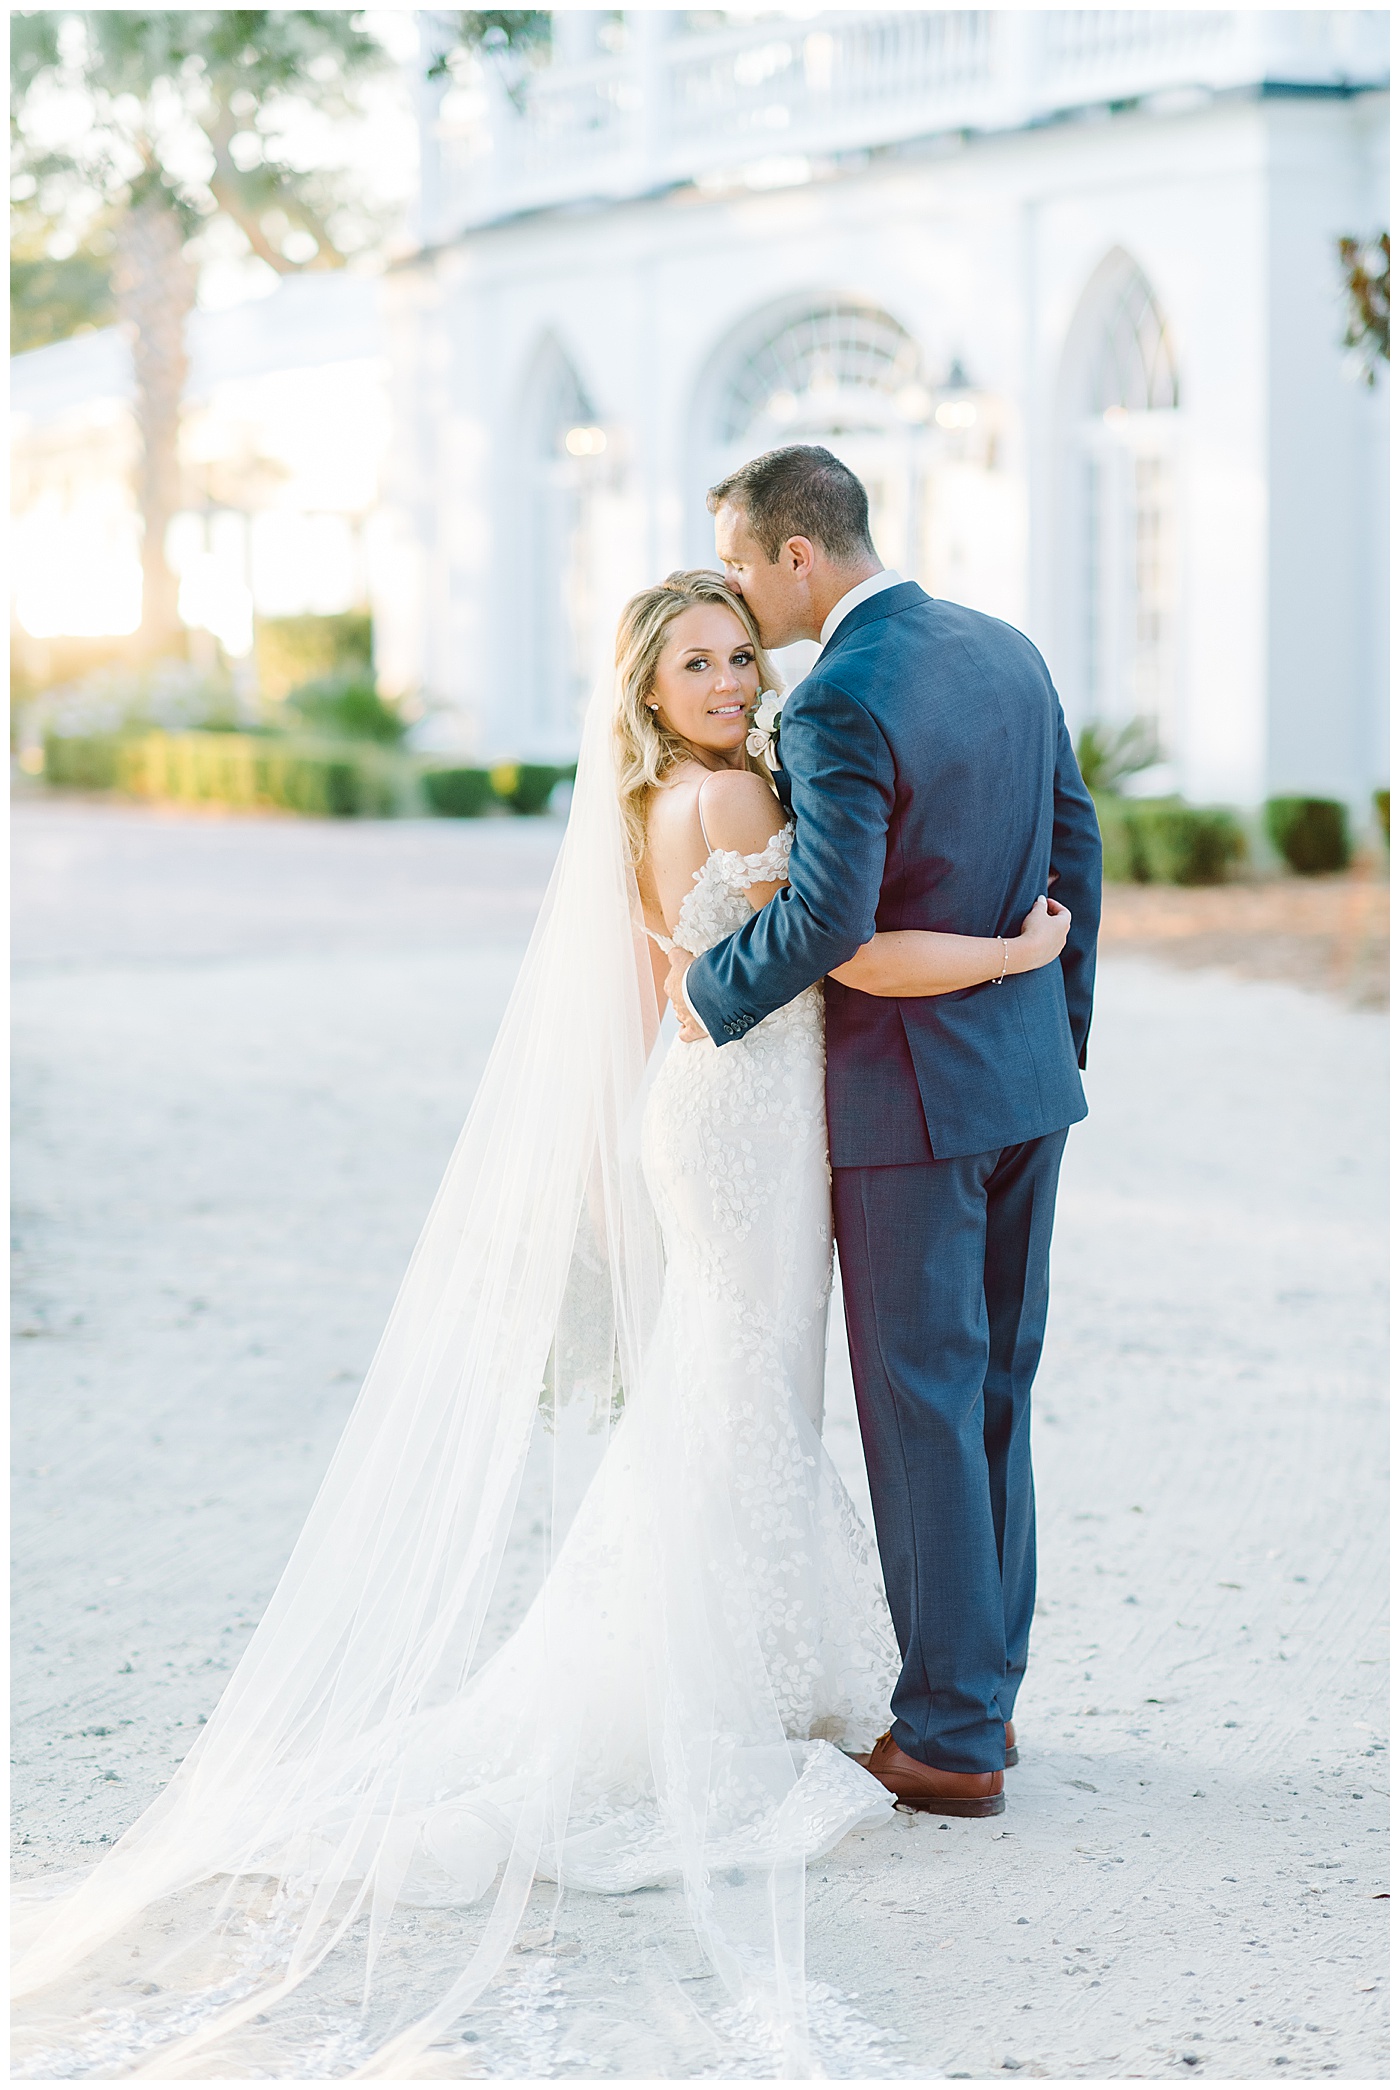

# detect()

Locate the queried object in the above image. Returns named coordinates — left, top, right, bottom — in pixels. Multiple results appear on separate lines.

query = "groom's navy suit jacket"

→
left=685, top=583, right=1102, bottom=1165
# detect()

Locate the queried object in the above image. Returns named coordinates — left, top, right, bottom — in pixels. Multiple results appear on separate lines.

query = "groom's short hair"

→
left=707, top=445, right=877, bottom=566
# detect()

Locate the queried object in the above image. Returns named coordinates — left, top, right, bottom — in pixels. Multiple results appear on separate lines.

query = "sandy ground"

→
left=1097, top=873, right=1389, bottom=1012
left=11, top=801, right=1389, bottom=2079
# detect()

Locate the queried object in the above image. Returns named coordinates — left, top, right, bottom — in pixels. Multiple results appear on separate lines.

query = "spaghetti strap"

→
left=695, top=775, right=716, bottom=855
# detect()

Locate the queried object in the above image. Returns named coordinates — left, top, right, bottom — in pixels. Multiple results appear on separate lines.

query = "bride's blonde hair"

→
left=613, top=570, right=780, bottom=866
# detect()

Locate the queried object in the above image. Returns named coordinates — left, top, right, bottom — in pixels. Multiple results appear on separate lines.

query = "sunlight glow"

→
left=13, top=502, right=142, bottom=637
left=177, top=554, right=255, bottom=657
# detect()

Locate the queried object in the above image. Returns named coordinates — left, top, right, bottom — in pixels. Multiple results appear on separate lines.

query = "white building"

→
left=385, top=7, right=1389, bottom=806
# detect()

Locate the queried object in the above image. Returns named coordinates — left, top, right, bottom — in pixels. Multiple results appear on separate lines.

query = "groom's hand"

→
left=665, top=950, right=707, bottom=1042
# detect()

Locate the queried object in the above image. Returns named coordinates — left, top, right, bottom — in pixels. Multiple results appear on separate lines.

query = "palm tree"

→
left=11, top=12, right=390, bottom=656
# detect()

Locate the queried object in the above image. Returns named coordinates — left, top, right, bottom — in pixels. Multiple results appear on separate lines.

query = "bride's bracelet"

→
left=992, top=936, right=1009, bottom=985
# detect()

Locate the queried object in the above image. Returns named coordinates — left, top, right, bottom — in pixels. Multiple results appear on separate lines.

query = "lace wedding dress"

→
left=637, top=824, right=899, bottom=1774
left=12, top=712, right=899, bottom=2080
left=278, top=828, right=898, bottom=1912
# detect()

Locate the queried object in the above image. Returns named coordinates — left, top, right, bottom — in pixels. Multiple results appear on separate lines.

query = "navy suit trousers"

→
left=832, top=1129, right=1068, bottom=1775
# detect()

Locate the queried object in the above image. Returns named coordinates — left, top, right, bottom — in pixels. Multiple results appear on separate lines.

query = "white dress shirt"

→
left=818, top=567, right=904, bottom=649
left=679, top=569, right=905, bottom=1027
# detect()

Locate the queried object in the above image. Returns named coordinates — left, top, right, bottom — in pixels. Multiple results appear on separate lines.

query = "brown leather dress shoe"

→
left=865, top=1732, right=1005, bottom=1817
left=1005, top=1719, right=1019, bottom=1768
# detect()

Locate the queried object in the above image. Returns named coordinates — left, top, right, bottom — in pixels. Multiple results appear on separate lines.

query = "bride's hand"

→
left=665, top=948, right=707, bottom=1041
left=1007, top=895, right=1071, bottom=974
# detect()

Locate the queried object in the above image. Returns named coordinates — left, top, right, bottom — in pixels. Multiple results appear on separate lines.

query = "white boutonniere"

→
left=746, top=691, right=786, bottom=768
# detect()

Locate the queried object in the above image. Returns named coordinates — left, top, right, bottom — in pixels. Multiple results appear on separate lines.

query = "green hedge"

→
left=40, top=729, right=398, bottom=817
left=1092, top=792, right=1248, bottom=886
left=284, top=673, right=409, bottom=745
left=40, top=732, right=569, bottom=822
left=422, top=766, right=497, bottom=818
left=1375, top=789, right=1390, bottom=846
left=121, top=731, right=399, bottom=817
left=42, top=732, right=124, bottom=791
left=254, top=612, right=373, bottom=701
left=423, top=761, right=575, bottom=817
left=1091, top=793, right=1140, bottom=883
left=1131, top=799, right=1248, bottom=886
left=1264, top=796, right=1352, bottom=875
left=491, top=761, right=573, bottom=814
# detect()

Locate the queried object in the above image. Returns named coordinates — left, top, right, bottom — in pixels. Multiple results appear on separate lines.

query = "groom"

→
left=667, top=445, right=1101, bottom=1818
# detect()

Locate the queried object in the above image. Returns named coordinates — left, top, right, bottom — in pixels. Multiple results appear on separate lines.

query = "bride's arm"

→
left=830, top=896, right=1072, bottom=997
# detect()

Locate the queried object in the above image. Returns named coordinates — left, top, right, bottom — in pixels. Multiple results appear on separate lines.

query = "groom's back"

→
left=814, top=590, right=1096, bottom=1164
left=833, top=595, right=1059, bottom=929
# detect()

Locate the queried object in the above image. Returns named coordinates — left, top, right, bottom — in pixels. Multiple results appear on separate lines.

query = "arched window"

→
left=1085, top=264, right=1179, bottom=415
left=702, top=299, right=930, bottom=582
left=525, top=337, right=602, bottom=749
left=1061, top=251, right=1181, bottom=750
left=717, top=302, right=925, bottom=446
left=699, top=297, right=1021, bottom=632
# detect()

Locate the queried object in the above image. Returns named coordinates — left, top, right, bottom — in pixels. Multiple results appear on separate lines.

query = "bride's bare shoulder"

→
left=642, top=765, right=783, bottom=889
left=695, top=768, right=786, bottom=855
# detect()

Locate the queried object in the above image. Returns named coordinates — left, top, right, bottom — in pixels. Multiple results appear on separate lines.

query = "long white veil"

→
left=12, top=673, right=884, bottom=2080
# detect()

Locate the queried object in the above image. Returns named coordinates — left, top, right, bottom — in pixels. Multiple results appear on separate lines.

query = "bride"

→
left=13, top=571, right=1069, bottom=2081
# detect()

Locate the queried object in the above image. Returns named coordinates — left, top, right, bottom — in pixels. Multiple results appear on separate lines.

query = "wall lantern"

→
left=564, top=424, right=607, bottom=457
left=933, top=357, right=979, bottom=431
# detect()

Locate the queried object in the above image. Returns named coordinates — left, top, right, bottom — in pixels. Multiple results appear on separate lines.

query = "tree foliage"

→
left=1339, top=232, right=1390, bottom=387
left=10, top=232, right=116, bottom=352
left=11, top=11, right=393, bottom=652
left=10, top=11, right=391, bottom=346
left=426, top=12, right=552, bottom=79
left=425, top=10, right=551, bottom=110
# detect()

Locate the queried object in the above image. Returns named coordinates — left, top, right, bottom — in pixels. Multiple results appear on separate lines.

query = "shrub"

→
left=42, top=731, right=124, bottom=791
left=1263, top=796, right=1352, bottom=875
left=1130, top=799, right=1248, bottom=886
left=117, top=731, right=399, bottom=818
left=119, top=731, right=260, bottom=810
left=1076, top=716, right=1162, bottom=795
left=1373, top=788, right=1389, bottom=846
left=1091, top=792, right=1144, bottom=883
left=422, top=762, right=577, bottom=817
left=254, top=613, right=372, bottom=701
left=284, top=673, right=408, bottom=745
left=422, top=766, right=498, bottom=818
left=489, top=761, right=576, bottom=815
left=267, top=741, right=398, bottom=818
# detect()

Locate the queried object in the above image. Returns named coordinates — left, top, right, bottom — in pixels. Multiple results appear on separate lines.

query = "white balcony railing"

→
left=421, top=9, right=1389, bottom=244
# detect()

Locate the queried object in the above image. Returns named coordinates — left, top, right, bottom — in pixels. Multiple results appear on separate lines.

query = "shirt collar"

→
left=818, top=568, right=905, bottom=648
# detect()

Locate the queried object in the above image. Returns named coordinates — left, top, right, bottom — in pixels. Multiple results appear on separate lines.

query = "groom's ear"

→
left=783, top=537, right=817, bottom=579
